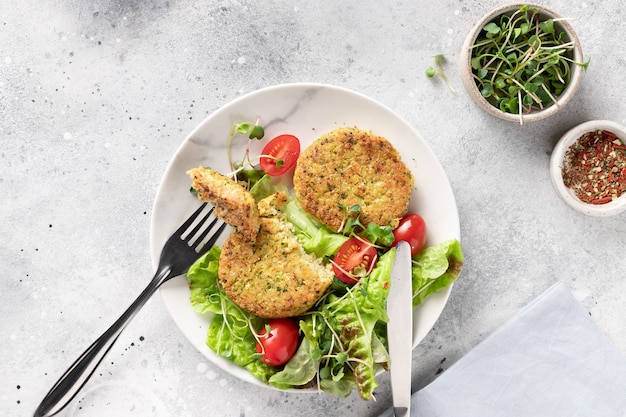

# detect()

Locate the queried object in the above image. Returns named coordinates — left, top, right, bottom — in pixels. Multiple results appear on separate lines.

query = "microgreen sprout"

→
left=257, top=154, right=284, bottom=170
left=336, top=204, right=394, bottom=247
left=311, top=312, right=354, bottom=372
left=250, top=322, right=274, bottom=360
left=226, top=119, right=265, bottom=174
left=309, top=289, right=373, bottom=383
left=364, top=222, right=394, bottom=247
left=426, top=54, right=456, bottom=93
left=469, top=5, right=590, bottom=124
left=329, top=249, right=378, bottom=283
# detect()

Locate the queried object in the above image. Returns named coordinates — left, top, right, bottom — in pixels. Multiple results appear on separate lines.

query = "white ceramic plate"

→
left=149, top=83, right=461, bottom=391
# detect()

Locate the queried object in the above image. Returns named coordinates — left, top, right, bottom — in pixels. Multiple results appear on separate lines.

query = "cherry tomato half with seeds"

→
left=332, top=237, right=378, bottom=283
left=255, top=318, right=299, bottom=367
left=392, top=213, right=427, bottom=257
left=259, top=134, right=301, bottom=177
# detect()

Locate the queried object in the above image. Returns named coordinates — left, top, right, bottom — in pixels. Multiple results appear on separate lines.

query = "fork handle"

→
left=33, top=267, right=172, bottom=417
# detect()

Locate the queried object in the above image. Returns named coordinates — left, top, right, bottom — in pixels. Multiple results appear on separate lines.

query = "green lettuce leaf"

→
left=268, top=334, right=317, bottom=387
left=186, top=247, right=278, bottom=383
left=412, top=239, right=464, bottom=307
left=249, top=173, right=273, bottom=202
left=317, top=248, right=394, bottom=399
left=333, top=248, right=393, bottom=399
left=187, top=245, right=223, bottom=314
left=282, top=198, right=348, bottom=258
left=371, top=324, right=390, bottom=370
left=204, top=296, right=279, bottom=384
left=320, top=375, right=356, bottom=398
left=266, top=250, right=394, bottom=398
left=185, top=204, right=462, bottom=400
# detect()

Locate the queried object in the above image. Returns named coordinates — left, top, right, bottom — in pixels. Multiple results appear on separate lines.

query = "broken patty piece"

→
left=187, top=166, right=260, bottom=243
left=218, top=193, right=334, bottom=318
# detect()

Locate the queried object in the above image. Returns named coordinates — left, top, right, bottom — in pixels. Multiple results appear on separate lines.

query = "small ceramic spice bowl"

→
left=460, top=3, right=586, bottom=124
left=550, top=120, right=626, bottom=216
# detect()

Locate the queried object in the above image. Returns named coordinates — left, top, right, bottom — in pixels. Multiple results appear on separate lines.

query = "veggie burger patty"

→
left=219, top=192, right=334, bottom=318
left=188, top=166, right=260, bottom=243
left=293, top=127, right=414, bottom=232
left=188, top=167, right=333, bottom=318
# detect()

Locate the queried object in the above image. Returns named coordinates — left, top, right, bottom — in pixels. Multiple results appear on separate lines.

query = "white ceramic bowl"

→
left=550, top=120, right=626, bottom=216
left=460, top=3, right=584, bottom=124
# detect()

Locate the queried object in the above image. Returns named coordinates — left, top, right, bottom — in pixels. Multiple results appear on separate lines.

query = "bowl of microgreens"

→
left=460, top=3, right=589, bottom=124
left=550, top=120, right=626, bottom=217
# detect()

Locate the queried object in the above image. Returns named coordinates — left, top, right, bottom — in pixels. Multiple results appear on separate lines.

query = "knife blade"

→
left=387, top=240, right=413, bottom=417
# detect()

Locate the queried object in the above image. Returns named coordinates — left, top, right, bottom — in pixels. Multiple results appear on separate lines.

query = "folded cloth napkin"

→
left=380, top=281, right=626, bottom=417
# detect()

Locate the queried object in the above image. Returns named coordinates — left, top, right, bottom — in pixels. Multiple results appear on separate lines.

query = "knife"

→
left=387, top=240, right=413, bottom=417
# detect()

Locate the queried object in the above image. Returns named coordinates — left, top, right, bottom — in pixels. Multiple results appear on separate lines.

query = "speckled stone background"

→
left=2, top=1, right=625, bottom=416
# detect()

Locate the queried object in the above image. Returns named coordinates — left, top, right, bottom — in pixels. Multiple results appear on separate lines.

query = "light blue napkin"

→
left=381, top=281, right=626, bottom=417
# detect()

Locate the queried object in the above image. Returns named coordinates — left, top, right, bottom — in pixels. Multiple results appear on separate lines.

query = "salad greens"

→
left=187, top=245, right=282, bottom=383
left=227, top=121, right=265, bottom=173
left=336, top=203, right=395, bottom=247
left=270, top=249, right=395, bottom=398
left=185, top=195, right=464, bottom=399
left=282, top=197, right=348, bottom=258
left=412, top=239, right=464, bottom=307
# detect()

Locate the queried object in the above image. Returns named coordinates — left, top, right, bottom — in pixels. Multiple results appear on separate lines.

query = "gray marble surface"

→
left=2, top=1, right=625, bottom=416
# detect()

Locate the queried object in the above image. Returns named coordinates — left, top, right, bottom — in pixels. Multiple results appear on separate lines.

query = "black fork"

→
left=34, top=203, right=226, bottom=417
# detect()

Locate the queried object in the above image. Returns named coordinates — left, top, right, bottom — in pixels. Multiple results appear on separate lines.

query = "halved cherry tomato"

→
left=259, top=134, right=300, bottom=176
left=255, top=318, right=299, bottom=367
left=332, top=237, right=378, bottom=283
left=392, top=213, right=427, bottom=257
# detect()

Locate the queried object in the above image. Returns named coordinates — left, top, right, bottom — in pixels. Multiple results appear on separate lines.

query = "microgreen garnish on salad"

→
left=337, top=203, right=395, bottom=247
left=224, top=122, right=301, bottom=194
left=227, top=120, right=265, bottom=173
left=185, top=121, right=464, bottom=400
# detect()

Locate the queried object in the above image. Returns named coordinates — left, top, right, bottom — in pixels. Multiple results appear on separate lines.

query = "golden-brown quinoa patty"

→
left=187, top=166, right=260, bottom=243
left=293, top=127, right=414, bottom=232
left=218, top=193, right=334, bottom=318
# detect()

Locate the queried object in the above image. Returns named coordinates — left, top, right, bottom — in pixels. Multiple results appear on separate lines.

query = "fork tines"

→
left=179, top=203, right=226, bottom=252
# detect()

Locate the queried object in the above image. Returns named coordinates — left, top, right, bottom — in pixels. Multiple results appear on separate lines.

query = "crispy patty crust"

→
left=187, top=166, right=260, bottom=243
left=218, top=193, right=334, bottom=318
left=293, top=127, right=414, bottom=232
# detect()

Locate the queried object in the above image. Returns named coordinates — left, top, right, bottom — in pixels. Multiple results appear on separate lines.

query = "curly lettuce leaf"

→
left=265, top=250, right=394, bottom=398
left=332, top=249, right=393, bottom=399
left=186, top=247, right=278, bottom=383
left=282, top=198, right=348, bottom=258
left=412, top=239, right=464, bottom=307
left=249, top=173, right=273, bottom=202
left=371, top=323, right=390, bottom=370
left=186, top=245, right=223, bottom=314
left=185, top=211, right=463, bottom=399
left=268, top=334, right=317, bottom=387
left=206, top=306, right=280, bottom=384
left=319, top=248, right=394, bottom=399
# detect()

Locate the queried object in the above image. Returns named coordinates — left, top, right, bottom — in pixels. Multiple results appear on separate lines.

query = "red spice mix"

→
left=561, top=129, right=626, bottom=204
